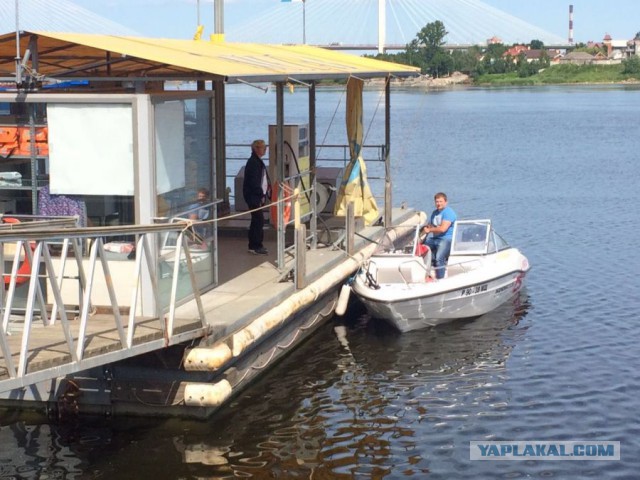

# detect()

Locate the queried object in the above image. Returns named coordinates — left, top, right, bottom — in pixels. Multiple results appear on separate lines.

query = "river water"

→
left=1, top=85, right=639, bottom=478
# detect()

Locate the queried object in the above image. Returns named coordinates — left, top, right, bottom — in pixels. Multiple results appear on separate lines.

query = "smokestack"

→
left=569, top=4, right=574, bottom=44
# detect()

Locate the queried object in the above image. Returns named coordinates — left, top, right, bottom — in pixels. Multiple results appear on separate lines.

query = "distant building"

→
left=603, top=33, right=628, bottom=59
left=502, top=45, right=527, bottom=63
left=524, top=49, right=563, bottom=63
left=487, top=36, right=502, bottom=45
left=502, top=46, right=562, bottom=64
left=627, top=37, right=640, bottom=57
left=559, top=51, right=595, bottom=65
left=591, top=51, right=609, bottom=62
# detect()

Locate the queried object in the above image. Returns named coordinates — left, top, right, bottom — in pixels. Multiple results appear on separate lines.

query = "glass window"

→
left=154, top=96, right=214, bottom=302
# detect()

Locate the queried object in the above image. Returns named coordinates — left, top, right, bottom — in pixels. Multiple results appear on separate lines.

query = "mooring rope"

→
left=177, top=184, right=298, bottom=234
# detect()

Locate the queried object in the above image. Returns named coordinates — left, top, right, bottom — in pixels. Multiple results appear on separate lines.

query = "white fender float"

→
left=183, top=343, right=233, bottom=372
left=335, top=284, right=351, bottom=316
left=184, top=379, right=233, bottom=407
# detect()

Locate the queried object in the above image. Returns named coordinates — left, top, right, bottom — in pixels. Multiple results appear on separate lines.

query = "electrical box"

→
left=268, top=124, right=310, bottom=224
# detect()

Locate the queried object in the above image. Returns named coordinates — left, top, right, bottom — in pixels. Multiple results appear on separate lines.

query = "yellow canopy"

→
left=0, top=31, right=420, bottom=83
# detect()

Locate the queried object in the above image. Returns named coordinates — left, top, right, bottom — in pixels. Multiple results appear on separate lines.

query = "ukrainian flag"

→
left=333, top=77, right=380, bottom=226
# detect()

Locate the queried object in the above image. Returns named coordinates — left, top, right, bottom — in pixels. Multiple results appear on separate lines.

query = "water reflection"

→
left=0, top=413, right=98, bottom=478
left=171, top=291, right=531, bottom=478
left=0, top=293, right=531, bottom=478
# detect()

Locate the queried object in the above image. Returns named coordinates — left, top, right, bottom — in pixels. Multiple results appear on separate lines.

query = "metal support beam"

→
left=346, top=202, right=355, bottom=256
left=214, top=81, right=227, bottom=215
left=295, top=225, right=306, bottom=289
left=308, top=81, right=317, bottom=249
left=214, top=0, right=224, bottom=35
left=276, top=82, right=285, bottom=271
left=384, top=78, right=392, bottom=228
left=378, top=0, right=386, bottom=54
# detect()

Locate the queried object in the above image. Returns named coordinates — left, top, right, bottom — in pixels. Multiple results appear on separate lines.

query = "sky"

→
left=67, top=0, right=640, bottom=44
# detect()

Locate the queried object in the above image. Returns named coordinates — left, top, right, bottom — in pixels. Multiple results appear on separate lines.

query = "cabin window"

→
left=154, top=97, right=212, bottom=219
left=153, top=96, right=214, bottom=297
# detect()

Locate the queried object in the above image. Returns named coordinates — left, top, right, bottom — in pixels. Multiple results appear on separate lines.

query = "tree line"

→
left=368, top=20, right=640, bottom=79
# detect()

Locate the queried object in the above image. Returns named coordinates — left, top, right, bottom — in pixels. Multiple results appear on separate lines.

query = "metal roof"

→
left=0, top=31, right=419, bottom=83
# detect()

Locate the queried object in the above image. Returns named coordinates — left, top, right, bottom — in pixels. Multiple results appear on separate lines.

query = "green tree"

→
left=403, top=39, right=424, bottom=69
left=530, top=39, right=544, bottom=50
left=479, top=43, right=511, bottom=74
left=451, top=47, right=481, bottom=73
left=415, top=20, right=449, bottom=77
left=429, top=50, right=454, bottom=77
left=517, top=60, right=539, bottom=77
left=416, top=20, right=448, bottom=50
left=622, top=56, right=640, bottom=75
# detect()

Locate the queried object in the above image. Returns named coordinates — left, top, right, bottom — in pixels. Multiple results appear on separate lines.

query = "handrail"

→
left=0, top=219, right=208, bottom=392
left=224, top=143, right=387, bottom=203
left=0, top=221, right=191, bottom=241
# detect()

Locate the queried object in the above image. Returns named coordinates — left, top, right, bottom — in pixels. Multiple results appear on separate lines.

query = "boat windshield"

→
left=490, top=230, right=510, bottom=252
left=450, top=220, right=492, bottom=255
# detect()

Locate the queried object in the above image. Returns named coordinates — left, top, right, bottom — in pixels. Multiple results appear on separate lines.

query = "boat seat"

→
left=369, top=255, right=429, bottom=284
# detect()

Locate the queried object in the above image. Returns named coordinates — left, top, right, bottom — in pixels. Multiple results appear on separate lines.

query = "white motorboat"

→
left=350, top=220, right=530, bottom=332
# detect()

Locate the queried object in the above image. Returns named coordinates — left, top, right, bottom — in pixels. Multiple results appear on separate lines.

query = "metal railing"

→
left=0, top=216, right=209, bottom=392
left=225, top=143, right=387, bottom=206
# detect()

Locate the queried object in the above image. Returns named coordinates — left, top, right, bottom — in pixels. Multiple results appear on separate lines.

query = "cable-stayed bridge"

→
left=226, top=0, right=569, bottom=51
left=0, top=0, right=568, bottom=51
left=0, top=0, right=138, bottom=35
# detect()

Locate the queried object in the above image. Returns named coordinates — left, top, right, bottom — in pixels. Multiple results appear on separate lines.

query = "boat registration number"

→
left=460, top=284, right=488, bottom=297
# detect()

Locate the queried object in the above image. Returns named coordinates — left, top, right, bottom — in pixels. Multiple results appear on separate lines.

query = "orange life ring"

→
left=270, top=182, right=292, bottom=227
left=2, top=217, right=32, bottom=287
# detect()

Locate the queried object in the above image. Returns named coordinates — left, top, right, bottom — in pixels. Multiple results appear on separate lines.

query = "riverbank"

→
left=475, top=63, right=640, bottom=86
left=365, top=72, right=471, bottom=89
left=365, top=63, right=640, bottom=89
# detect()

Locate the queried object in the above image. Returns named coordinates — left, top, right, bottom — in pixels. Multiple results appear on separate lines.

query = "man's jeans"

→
left=425, top=237, right=451, bottom=279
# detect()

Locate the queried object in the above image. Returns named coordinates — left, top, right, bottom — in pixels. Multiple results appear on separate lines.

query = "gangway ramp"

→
left=0, top=217, right=209, bottom=393
left=0, top=311, right=207, bottom=393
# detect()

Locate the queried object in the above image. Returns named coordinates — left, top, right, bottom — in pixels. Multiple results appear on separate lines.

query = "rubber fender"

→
left=335, top=284, right=351, bottom=316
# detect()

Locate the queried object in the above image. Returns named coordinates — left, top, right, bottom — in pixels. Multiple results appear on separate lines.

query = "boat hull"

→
left=352, top=247, right=529, bottom=332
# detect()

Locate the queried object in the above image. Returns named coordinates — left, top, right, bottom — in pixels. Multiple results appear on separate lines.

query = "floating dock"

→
left=0, top=29, right=420, bottom=418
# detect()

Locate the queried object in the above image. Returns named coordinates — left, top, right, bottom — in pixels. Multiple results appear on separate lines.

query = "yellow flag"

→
left=193, top=25, right=204, bottom=41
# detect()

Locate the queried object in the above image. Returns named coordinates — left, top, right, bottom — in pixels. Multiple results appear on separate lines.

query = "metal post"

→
left=308, top=81, right=317, bottom=249
left=14, top=0, right=21, bottom=86
left=293, top=186, right=305, bottom=288
left=276, top=83, right=285, bottom=271
left=346, top=202, right=355, bottom=256
left=214, top=0, right=224, bottom=35
left=296, top=224, right=306, bottom=289
left=303, top=0, right=307, bottom=44
left=214, top=82, right=227, bottom=217
left=384, top=78, right=392, bottom=228
left=378, top=0, right=385, bottom=54
left=29, top=105, right=38, bottom=211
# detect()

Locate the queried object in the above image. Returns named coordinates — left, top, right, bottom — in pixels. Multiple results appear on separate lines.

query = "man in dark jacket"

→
left=242, top=139, right=270, bottom=255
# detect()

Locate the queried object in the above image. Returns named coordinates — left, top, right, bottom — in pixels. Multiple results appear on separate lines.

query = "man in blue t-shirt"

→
left=422, top=192, right=457, bottom=279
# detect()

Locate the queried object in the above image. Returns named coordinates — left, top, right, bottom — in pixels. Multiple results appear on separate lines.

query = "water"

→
left=2, top=85, right=640, bottom=478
